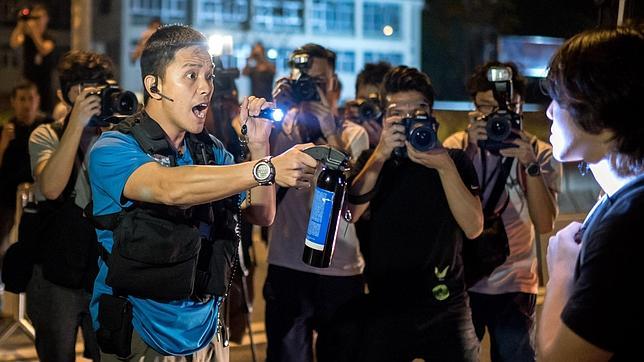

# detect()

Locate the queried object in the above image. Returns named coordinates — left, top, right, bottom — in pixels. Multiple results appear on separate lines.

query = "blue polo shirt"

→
left=88, top=129, right=235, bottom=355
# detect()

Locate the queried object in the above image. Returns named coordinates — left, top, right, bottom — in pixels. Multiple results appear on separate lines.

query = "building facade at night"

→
left=116, top=0, right=424, bottom=100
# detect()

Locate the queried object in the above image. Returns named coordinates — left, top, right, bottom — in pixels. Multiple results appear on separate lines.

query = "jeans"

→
left=469, top=291, right=536, bottom=362
left=263, top=264, right=364, bottom=362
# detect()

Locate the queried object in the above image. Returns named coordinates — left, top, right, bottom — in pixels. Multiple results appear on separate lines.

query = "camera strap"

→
left=481, top=153, right=514, bottom=217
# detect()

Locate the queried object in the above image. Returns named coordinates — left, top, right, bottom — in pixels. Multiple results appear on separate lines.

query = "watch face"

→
left=255, top=162, right=271, bottom=180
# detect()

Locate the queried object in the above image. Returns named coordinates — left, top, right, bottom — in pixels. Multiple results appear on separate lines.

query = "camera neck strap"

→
left=481, top=153, right=514, bottom=216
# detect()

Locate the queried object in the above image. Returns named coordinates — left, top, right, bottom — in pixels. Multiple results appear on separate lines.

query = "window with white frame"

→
left=130, top=0, right=187, bottom=24
left=197, top=0, right=248, bottom=27
left=311, top=0, right=354, bottom=35
left=363, top=2, right=400, bottom=39
left=335, top=51, right=356, bottom=73
left=253, top=0, right=304, bottom=32
left=363, top=51, right=403, bottom=65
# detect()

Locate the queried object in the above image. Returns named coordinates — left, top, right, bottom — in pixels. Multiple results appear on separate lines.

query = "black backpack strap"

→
left=116, top=114, right=176, bottom=166
left=483, top=157, right=514, bottom=216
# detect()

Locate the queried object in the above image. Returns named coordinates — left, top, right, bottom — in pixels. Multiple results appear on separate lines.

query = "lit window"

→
left=364, top=52, right=403, bottom=65
left=198, top=0, right=249, bottom=27
left=311, top=0, right=354, bottom=35
left=253, top=0, right=304, bottom=32
left=335, top=51, right=356, bottom=73
left=130, top=0, right=187, bottom=24
left=363, top=2, right=400, bottom=39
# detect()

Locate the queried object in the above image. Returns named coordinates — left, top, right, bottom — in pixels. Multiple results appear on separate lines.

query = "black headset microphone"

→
left=150, top=84, right=174, bottom=102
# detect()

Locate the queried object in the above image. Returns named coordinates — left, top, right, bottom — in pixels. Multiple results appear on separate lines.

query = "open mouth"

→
left=192, top=103, right=208, bottom=119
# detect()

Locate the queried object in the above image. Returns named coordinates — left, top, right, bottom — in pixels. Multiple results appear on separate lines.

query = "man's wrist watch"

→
left=526, top=161, right=541, bottom=177
left=252, top=157, right=275, bottom=186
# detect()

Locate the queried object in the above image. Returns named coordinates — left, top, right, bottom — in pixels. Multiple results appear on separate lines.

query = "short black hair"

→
left=290, top=43, right=336, bottom=71
left=356, top=61, right=392, bottom=95
left=545, top=25, right=644, bottom=176
left=381, top=66, right=435, bottom=110
left=467, top=61, right=526, bottom=99
left=11, top=80, right=38, bottom=98
left=140, top=24, right=208, bottom=101
left=58, top=50, right=114, bottom=104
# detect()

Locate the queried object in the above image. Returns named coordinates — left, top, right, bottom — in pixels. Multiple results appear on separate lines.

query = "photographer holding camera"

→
left=318, top=66, right=483, bottom=361
left=10, top=4, right=57, bottom=112
left=26, top=50, right=119, bottom=362
left=264, top=44, right=366, bottom=362
left=343, top=62, right=392, bottom=149
left=443, top=61, right=561, bottom=361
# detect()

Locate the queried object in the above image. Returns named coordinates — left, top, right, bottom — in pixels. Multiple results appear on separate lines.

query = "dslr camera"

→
left=477, top=66, right=522, bottom=153
left=356, top=93, right=383, bottom=124
left=87, top=80, right=138, bottom=126
left=394, top=110, right=439, bottom=158
left=287, top=52, right=321, bottom=103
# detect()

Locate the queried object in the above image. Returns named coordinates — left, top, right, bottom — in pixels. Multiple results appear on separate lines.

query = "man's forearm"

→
left=438, top=162, right=483, bottom=239
left=29, top=32, right=54, bottom=56
left=348, top=151, right=386, bottom=221
left=37, top=124, right=84, bottom=199
left=538, top=275, right=573, bottom=357
left=244, top=142, right=276, bottom=226
left=526, top=173, right=558, bottom=233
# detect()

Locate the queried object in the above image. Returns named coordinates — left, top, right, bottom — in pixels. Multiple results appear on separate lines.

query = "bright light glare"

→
left=209, top=34, right=234, bottom=56
left=267, top=48, right=278, bottom=60
left=383, top=25, right=394, bottom=36
left=272, top=108, right=284, bottom=122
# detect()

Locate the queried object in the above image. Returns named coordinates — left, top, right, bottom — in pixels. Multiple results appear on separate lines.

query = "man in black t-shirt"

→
left=317, top=66, right=484, bottom=362
left=538, top=25, right=644, bottom=361
left=10, top=5, right=57, bottom=112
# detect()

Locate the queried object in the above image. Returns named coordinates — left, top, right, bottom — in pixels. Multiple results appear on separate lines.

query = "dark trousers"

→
left=317, top=293, right=479, bottom=362
left=26, top=265, right=100, bottom=362
left=469, top=291, right=536, bottom=362
left=263, top=264, right=363, bottom=362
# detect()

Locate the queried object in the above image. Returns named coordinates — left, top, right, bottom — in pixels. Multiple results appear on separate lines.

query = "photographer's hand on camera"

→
left=498, top=130, right=537, bottom=166
left=68, top=87, right=101, bottom=131
left=466, top=111, right=487, bottom=152
left=272, top=77, right=296, bottom=111
left=373, top=115, right=405, bottom=162
left=406, top=142, right=455, bottom=173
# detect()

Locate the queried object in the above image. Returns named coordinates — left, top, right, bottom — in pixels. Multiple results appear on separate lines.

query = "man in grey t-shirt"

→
left=444, top=61, right=561, bottom=362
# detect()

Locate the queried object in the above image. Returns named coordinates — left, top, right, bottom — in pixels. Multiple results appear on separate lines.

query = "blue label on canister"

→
left=305, top=187, right=335, bottom=251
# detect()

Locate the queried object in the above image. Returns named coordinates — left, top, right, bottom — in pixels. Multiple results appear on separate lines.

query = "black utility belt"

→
left=101, top=208, right=235, bottom=301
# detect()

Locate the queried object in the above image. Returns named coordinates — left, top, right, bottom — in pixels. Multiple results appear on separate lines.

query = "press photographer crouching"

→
left=265, top=44, right=367, bottom=362
left=25, top=50, right=125, bottom=362
left=444, top=62, right=560, bottom=362
left=87, top=25, right=316, bottom=360
left=317, top=66, right=483, bottom=362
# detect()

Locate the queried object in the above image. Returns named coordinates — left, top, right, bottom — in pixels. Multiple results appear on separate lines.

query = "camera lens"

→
left=112, top=90, right=138, bottom=115
left=409, top=125, right=437, bottom=152
left=358, top=102, right=381, bottom=121
left=486, top=114, right=512, bottom=142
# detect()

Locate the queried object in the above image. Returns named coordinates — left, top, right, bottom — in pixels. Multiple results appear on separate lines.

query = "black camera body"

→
left=478, top=110, right=521, bottom=152
left=477, top=66, right=522, bottom=153
left=288, top=74, right=320, bottom=103
left=88, top=80, right=138, bottom=126
left=287, top=52, right=321, bottom=104
left=394, top=111, right=439, bottom=158
left=356, top=93, right=382, bottom=124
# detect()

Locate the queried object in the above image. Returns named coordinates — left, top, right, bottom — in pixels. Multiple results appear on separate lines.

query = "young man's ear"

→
left=144, top=74, right=159, bottom=100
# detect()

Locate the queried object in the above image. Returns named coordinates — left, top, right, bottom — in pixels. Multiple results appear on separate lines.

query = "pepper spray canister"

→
left=301, top=146, right=350, bottom=268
